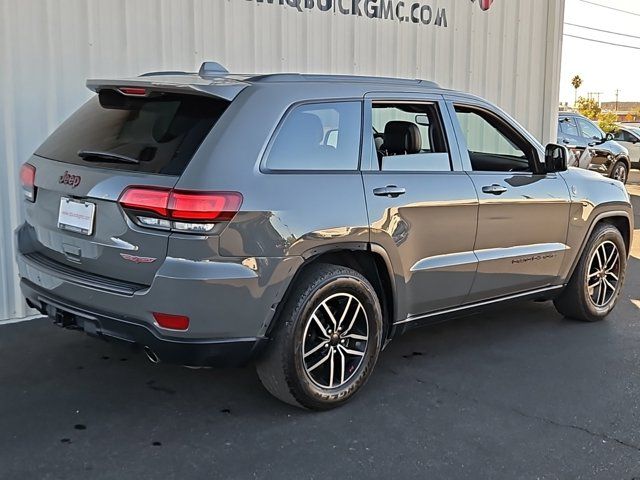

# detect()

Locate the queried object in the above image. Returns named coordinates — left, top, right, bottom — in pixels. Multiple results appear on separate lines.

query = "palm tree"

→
left=571, top=75, right=583, bottom=106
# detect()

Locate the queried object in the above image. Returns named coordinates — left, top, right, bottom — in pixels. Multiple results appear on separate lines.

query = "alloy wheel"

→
left=587, top=240, right=621, bottom=308
left=613, top=164, right=627, bottom=183
left=301, top=293, right=369, bottom=389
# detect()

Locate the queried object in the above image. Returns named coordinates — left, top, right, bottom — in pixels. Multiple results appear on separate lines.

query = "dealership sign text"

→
left=246, top=0, right=449, bottom=27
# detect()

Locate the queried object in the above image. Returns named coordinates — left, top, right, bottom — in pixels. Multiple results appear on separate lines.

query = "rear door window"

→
left=264, top=102, right=362, bottom=171
left=36, top=90, right=229, bottom=175
left=371, top=102, right=451, bottom=172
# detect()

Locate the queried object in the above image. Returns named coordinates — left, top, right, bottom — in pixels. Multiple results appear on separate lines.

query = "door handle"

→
left=373, top=185, right=406, bottom=198
left=482, top=184, right=508, bottom=195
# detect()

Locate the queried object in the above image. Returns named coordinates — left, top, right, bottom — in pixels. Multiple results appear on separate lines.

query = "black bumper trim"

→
left=21, top=279, right=267, bottom=367
left=22, top=252, right=146, bottom=296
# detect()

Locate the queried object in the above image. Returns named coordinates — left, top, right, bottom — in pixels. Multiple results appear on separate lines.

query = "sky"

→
left=560, top=0, right=640, bottom=104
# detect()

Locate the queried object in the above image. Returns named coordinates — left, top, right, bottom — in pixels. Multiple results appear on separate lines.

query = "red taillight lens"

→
left=119, top=187, right=171, bottom=217
left=168, top=191, right=243, bottom=222
left=118, top=187, right=243, bottom=232
left=20, top=163, right=36, bottom=202
left=153, top=312, right=190, bottom=331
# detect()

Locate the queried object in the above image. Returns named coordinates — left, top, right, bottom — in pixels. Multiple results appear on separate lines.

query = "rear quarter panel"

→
left=175, top=84, right=370, bottom=260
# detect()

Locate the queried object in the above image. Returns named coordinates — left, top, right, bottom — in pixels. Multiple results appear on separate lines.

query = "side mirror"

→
left=544, top=143, right=568, bottom=173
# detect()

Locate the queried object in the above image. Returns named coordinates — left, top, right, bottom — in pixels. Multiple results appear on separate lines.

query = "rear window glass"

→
left=264, top=101, right=362, bottom=171
left=36, top=90, right=229, bottom=175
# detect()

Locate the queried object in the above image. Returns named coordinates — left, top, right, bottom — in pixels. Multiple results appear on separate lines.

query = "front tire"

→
left=554, top=223, right=627, bottom=322
left=256, top=264, right=383, bottom=410
left=610, top=161, right=629, bottom=184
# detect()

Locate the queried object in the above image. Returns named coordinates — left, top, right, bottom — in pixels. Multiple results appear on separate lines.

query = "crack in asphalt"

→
left=413, top=376, right=640, bottom=454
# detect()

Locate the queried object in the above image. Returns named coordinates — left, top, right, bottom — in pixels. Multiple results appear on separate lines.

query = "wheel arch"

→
left=614, top=154, right=631, bottom=171
left=565, top=210, right=632, bottom=281
left=265, top=244, right=400, bottom=343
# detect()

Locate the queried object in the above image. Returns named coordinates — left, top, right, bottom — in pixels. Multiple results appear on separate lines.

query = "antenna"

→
left=199, top=62, right=229, bottom=77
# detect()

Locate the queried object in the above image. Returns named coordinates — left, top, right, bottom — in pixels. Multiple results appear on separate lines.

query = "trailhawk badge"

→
left=120, top=253, right=157, bottom=264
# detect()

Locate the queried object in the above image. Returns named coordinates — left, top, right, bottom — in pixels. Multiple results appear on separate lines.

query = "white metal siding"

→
left=0, top=0, right=564, bottom=320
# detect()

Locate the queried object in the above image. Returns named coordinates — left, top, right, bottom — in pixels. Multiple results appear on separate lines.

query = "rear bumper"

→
left=21, top=278, right=268, bottom=366
left=16, top=224, right=303, bottom=364
left=16, top=239, right=302, bottom=340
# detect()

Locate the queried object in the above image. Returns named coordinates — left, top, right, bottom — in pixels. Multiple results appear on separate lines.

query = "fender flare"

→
left=564, top=209, right=633, bottom=281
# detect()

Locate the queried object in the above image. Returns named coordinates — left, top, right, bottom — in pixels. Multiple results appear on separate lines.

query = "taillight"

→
left=20, top=163, right=36, bottom=202
left=168, top=191, right=243, bottom=222
left=118, top=87, right=148, bottom=96
left=153, top=312, right=190, bottom=331
left=118, top=187, right=242, bottom=233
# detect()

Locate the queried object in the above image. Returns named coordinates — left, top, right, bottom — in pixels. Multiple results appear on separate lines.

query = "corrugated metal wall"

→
left=0, top=0, right=565, bottom=320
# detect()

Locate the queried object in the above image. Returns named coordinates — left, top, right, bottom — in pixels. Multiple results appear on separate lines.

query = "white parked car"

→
left=614, top=125, right=640, bottom=170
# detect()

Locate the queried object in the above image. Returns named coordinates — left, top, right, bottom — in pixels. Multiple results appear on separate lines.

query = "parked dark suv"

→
left=17, top=64, right=633, bottom=409
left=557, top=111, right=631, bottom=183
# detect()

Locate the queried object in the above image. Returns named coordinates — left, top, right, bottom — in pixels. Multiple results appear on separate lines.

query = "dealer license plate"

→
left=57, top=197, right=96, bottom=236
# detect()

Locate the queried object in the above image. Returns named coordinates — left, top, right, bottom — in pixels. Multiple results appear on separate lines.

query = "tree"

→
left=571, top=75, right=583, bottom=106
left=597, top=111, right=618, bottom=134
left=575, top=96, right=600, bottom=120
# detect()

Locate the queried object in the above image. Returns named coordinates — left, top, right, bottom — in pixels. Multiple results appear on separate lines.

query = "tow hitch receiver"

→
left=46, top=304, right=81, bottom=330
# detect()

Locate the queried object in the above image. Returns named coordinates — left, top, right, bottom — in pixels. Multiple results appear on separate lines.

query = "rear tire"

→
left=256, top=264, right=383, bottom=410
left=610, top=161, right=628, bottom=184
left=554, top=223, right=626, bottom=322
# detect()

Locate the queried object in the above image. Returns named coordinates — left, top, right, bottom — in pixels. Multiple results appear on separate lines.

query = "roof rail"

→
left=247, top=73, right=303, bottom=83
left=139, top=71, right=191, bottom=77
left=199, top=62, right=229, bottom=77
left=248, top=73, right=439, bottom=88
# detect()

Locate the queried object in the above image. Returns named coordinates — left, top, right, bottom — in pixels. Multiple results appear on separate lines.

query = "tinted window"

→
left=614, top=130, right=630, bottom=142
left=372, top=103, right=450, bottom=172
left=559, top=117, right=579, bottom=136
left=577, top=118, right=603, bottom=140
left=265, top=102, right=361, bottom=171
left=36, top=90, right=229, bottom=175
left=454, top=106, right=533, bottom=172
left=615, top=129, right=638, bottom=142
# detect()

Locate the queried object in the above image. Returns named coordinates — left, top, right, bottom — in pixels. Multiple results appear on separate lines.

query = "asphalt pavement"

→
left=1, top=172, right=639, bottom=480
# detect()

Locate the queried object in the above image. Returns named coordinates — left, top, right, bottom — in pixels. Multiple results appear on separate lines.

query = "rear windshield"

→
left=36, top=90, right=229, bottom=175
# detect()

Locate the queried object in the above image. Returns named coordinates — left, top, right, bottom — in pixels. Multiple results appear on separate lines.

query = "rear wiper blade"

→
left=78, top=150, right=139, bottom=164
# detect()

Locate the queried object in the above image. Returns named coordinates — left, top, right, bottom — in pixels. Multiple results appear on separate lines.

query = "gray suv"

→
left=16, top=63, right=633, bottom=409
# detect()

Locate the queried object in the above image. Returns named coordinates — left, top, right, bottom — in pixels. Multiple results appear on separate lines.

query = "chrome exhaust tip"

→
left=143, top=346, right=160, bottom=364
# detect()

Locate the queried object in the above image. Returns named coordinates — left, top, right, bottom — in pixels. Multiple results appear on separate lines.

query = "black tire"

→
left=610, top=161, right=629, bottom=184
left=554, top=223, right=627, bottom=322
left=256, top=263, right=383, bottom=410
